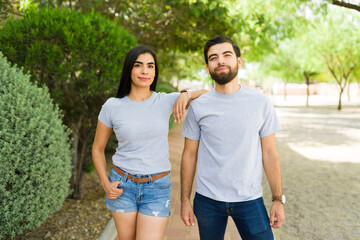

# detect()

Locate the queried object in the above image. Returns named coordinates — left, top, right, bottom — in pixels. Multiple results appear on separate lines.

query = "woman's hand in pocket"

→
left=103, top=181, right=124, bottom=199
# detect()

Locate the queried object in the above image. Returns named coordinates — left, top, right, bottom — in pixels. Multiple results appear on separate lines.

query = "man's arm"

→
left=261, top=133, right=285, bottom=229
left=180, top=138, right=199, bottom=226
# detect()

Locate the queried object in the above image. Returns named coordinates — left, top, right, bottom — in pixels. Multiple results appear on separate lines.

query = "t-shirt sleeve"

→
left=259, top=98, right=281, bottom=138
left=98, top=99, right=113, bottom=128
left=166, top=92, right=181, bottom=108
left=182, top=105, right=200, bottom=140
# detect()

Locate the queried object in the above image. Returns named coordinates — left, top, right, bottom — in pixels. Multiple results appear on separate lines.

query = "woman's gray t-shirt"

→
left=98, top=92, right=179, bottom=175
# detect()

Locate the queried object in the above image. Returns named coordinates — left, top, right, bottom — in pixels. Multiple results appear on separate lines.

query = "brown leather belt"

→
left=113, top=166, right=169, bottom=183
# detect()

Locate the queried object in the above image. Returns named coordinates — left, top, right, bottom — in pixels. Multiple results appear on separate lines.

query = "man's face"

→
left=206, top=42, right=242, bottom=85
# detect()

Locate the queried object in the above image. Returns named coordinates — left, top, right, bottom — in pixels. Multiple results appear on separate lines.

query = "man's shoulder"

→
left=242, top=86, right=265, bottom=97
left=242, top=86, right=272, bottom=102
left=191, top=89, right=213, bottom=104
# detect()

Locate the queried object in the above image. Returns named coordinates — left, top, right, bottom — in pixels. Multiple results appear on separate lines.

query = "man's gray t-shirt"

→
left=182, top=86, right=281, bottom=202
left=98, top=92, right=179, bottom=175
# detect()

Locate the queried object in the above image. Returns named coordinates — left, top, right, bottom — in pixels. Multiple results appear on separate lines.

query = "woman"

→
left=92, top=45, right=207, bottom=240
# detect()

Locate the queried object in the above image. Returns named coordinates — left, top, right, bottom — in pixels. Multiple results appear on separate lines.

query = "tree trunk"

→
left=69, top=117, right=83, bottom=199
left=338, top=89, right=343, bottom=110
left=347, top=83, right=351, bottom=102
left=69, top=128, right=79, bottom=196
left=306, top=77, right=310, bottom=107
left=73, top=133, right=92, bottom=199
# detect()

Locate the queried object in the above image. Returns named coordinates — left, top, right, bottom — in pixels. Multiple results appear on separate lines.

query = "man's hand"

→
left=181, top=200, right=195, bottom=226
left=269, top=201, right=285, bottom=228
left=173, top=92, right=189, bottom=123
left=103, top=181, right=124, bottom=199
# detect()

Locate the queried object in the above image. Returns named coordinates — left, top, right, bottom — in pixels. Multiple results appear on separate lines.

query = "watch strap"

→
left=180, top=89, right=191, bottom=99
left=272, top=195, right=285, bottom=204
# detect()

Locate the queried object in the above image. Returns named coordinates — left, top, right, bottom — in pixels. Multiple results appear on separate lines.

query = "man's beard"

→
left=209, top=64, right=238, bottom=85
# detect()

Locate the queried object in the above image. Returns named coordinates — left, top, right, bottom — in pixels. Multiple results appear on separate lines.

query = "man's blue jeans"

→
left=193, top=193, right=274, bottom=240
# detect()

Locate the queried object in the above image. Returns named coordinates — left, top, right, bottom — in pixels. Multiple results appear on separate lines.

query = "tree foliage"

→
left=27, top=0, right=235, bottom=52
left=310, top=9, right=360, bottom=109
left=0, top=52, right=72, bottom=238
left=0, top=7, right=137, bottom=198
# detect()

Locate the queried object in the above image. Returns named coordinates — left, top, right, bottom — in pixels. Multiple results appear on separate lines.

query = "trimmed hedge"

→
left=0, top=52, right=72, bottom=239
left=0, top=8, right=138, bottom=198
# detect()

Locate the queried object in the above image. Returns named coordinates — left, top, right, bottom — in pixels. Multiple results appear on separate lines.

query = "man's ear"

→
left=206, top=64, right=210, bottom=74
left=238, top=57, right=243, bottom=68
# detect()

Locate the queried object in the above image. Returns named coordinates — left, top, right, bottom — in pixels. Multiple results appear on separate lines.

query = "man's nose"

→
left=218, top=56, right=225, bottom=65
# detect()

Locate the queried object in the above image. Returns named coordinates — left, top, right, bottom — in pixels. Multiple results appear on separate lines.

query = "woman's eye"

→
left=149, top=65, right=154, bottom=68
left=134, top=64, right=140, bottom=67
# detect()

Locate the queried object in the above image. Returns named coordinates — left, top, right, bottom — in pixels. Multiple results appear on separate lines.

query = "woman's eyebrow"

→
left=135, top=61, right=155, bottom=65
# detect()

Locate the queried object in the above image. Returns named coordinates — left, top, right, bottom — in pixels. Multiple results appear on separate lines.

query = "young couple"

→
left=92, top=35, right=285, bottom=240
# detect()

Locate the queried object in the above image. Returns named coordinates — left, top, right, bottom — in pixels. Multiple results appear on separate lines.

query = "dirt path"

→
left=263, top=106, right=360, bottom=240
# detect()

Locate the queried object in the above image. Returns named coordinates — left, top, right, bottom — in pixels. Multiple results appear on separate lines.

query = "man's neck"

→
left=214, top=78, right=240, bottom=94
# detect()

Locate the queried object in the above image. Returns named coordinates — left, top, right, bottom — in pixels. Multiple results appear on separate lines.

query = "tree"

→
left=311, top=10, right=360, bottom=110
left=260, top=33, right=322, bottom=106
left=226, top=0, right=308, bottom=62
left=330, top=0, right=360, bottom=12
left=0, top=52, right=72, bottom=238
left=30, top=0, right=235, bottom=52
left=0, top=7, right=137, bottom=198
left=260, top=44, right=303, bottom=101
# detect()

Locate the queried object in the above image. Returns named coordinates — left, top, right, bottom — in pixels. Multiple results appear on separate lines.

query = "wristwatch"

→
left=180, top=89, right=191, bottom=99
left=272, top=195, right=286, bottom=205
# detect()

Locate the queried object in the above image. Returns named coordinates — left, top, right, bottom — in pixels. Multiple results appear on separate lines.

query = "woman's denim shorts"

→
left=105, top=168, right=171, bottom=217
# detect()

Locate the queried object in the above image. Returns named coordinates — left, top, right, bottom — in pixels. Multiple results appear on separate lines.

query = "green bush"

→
left=156, top=82, right=178, bottom=94
left=0, top=52, right=72, bottom=239
left=0, top=7, right=137, bottom=198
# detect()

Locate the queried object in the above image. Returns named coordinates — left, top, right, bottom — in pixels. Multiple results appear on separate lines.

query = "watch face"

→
left=281, top=195, right=286, bottom=204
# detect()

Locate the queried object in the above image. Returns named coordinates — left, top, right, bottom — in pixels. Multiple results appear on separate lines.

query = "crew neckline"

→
left=213, top=85, right=243, bottom=98
left=124, top=91, right=155, bottom=103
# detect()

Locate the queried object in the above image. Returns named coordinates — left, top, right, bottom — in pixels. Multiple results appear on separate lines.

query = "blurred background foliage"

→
left=1, top=0, right=359, bottom=89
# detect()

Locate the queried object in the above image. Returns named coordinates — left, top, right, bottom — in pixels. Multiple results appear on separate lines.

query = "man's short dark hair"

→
left=203, top=35, right=241, bottom=64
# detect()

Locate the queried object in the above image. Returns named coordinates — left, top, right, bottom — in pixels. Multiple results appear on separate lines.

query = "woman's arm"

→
left=173, top=90, right=208, bottom=122
left=92, top=120, right=123, bottom=199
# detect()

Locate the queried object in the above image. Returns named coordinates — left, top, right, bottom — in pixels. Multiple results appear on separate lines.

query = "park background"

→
left=0, top=0, right=359, bottom=239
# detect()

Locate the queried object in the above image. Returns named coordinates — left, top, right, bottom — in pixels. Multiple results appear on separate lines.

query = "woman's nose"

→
left=141, top=67, right=148, bottom=74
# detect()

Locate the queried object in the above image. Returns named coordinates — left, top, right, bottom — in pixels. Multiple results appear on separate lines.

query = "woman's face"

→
left=130, top=53, right=156, bottom=90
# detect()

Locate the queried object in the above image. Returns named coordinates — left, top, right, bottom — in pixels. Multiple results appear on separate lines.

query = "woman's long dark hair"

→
left=116, top=45, right=159, bottom=98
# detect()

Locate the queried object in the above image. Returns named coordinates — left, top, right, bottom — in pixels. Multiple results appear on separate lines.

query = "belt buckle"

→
left=132, top=175, right=147, bottom=183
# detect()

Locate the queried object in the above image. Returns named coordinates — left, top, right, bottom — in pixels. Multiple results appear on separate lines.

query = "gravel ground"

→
left=263, top=106, right=360, bottom=240
left=14, top=166, right=112, bottom=240
left=13, top=104, right=360, bottom=240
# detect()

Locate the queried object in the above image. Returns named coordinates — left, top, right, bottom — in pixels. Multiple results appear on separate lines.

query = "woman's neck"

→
left=127, top=87, right=153, bottom=101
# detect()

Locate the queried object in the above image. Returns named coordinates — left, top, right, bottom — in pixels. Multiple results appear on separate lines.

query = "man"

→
left=180, top=35, right=285, bottom=240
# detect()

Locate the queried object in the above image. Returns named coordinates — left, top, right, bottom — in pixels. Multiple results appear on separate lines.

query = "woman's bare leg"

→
left=111, top=211, right=138, bottom=240
left=135, top=212, right=168, bottom=240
